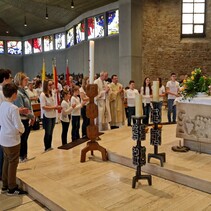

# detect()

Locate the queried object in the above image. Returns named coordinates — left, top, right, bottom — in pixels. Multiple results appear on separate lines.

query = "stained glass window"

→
left=7, top=41, right=22, bottom=55
left=76, top=21, right=85, bottom=44
left=88, top=15, right=104, bottom=39
left=24, top=40, right=32, bottom=55
left=0, top=41, right=4, bottom=54
left=33, top=38, right=42, bottom=53
left=44, top=35, right=53, bottom=52
left=107, top=10, right=119, bottom=36
left=66, top=28, right=74, bottom=48
left=182, top=0, right=206, bottom=37
left=55, top=33, right=65, bottom=50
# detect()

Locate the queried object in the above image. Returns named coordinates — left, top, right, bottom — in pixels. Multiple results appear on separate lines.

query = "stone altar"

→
left=176, top=96, right=211, bottom=154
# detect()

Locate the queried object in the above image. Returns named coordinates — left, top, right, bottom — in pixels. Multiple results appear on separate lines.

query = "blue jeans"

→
left=127, top=107, right=135, bottom=126
left=42, top=115, right=56, bottom=151
left=167, top=99, right=176, bottom=123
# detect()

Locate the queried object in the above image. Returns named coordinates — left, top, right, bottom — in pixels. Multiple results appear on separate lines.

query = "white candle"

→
left=152, top=81, right=159, bottom=102
left=135, top=94, right=143, bottom=117
left=89, top=40, right=95, bottom=84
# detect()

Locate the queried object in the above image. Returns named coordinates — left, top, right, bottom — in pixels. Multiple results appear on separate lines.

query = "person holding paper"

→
left=140, top=77, right=152, bottom=125
left=94, top=71, right=111, bottom=131
left=125, top=80, right=139, bottom=126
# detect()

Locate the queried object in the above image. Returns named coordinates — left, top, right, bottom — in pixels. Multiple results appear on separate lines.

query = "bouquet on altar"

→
left=180, top=68, right=211, bottom=98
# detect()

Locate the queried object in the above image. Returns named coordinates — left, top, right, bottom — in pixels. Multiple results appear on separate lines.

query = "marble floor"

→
left=1, top=108, right=211, bottom=210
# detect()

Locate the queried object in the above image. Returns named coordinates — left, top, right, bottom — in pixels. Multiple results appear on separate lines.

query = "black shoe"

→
left=1, top=187, right=8, bottom=194
left=7, top=188, right=27, bottom=195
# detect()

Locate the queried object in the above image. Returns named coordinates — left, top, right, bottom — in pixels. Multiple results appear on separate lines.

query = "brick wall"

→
left=142, top=0, right=211, bottom=85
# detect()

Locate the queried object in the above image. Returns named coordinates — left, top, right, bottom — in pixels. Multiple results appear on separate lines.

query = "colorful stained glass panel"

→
left=66, top=28, right=74, bottom=48
left=55, top=33, right=65, bottom=50
left=76, top=21, right=85, bottom=44
left=0, top=41, right=4, bottom=54
left=33, top=38, right=42, bottom=53
left=44, top=35, right=53, bottom=52
left=7, top=41, right=22, bottom=55
left=107, top=10, right=119, bottom=35
left=24, top=40, right=32, bottom=54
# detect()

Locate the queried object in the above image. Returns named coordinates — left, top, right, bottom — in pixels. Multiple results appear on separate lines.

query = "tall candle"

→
left=89, top=40, right=95, bottom=84
left=135, top=94, right=143, bottom=117
left=152, top=81, right=159, bottom=102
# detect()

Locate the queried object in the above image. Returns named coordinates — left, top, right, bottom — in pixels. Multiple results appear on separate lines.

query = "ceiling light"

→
left=6, top=31, right=9, bottom=34
left=45, top=5, right=49, bottom=19
left=24, top=16, right=27, bottom=27
left=71, top=0, right=74, bottom=9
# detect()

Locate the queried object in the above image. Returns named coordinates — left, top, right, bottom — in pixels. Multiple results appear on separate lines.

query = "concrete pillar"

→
left=119, top=0, right=143, bottom=89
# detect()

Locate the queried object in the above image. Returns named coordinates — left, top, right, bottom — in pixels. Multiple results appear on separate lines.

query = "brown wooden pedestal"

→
left=80, top=84, right=108, bottom=162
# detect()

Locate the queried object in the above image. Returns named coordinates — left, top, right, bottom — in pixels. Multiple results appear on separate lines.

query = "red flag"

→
left=66, top=60, right=70, bottom=86
left=52, top=60, right=60, bottom=105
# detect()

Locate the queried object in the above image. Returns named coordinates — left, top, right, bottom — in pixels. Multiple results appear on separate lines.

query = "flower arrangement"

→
left=180, top=68, right=211, bottom=98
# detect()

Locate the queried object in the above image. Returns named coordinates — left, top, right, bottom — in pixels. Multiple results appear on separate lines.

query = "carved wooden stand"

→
left=132, top=116, right=152, bottom=188
left=148, top=101, right=166, bottom=167
left=80, top=84, right=108, bottom=162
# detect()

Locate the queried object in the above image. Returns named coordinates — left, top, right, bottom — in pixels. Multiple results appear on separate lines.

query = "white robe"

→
left=94, top=78, right=111, bottom=131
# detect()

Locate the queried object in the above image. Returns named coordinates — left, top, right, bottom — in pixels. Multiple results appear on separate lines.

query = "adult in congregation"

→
left=94, top=71, right=111, bottom=131
left=14, top=72, right=35, bottom=163
left=40, top=80, right=61, bottom=151
left=26, top=81, right=39, bottom=104
left=166, top=73, right=180, bottom=123
left=108, top=74, right=125, bottom=129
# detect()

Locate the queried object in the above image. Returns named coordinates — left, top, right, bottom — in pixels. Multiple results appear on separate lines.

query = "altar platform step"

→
left=102, top=125, right=211, bottom=194
left=2, top=123, right=211, bottom=210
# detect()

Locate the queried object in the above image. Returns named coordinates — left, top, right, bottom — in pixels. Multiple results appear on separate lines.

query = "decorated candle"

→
left=135, top=94, right=143, bottom=117
left=152, top=81, right=159, bottom=102
left=89, top=40, right=95, bottom=84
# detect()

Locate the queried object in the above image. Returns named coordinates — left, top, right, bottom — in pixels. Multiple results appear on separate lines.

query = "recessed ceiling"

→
left=0, top=0, right=117, bottom=37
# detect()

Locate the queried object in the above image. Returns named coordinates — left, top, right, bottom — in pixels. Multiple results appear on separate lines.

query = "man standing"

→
left=166, top=73, right=180, bottom=123
left=108, top=74, right=125, bottom=129
left=94, top=71, right=111, bottom=131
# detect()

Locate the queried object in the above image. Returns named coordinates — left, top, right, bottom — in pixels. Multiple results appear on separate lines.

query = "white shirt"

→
left=0, top=101, right=24, bottom=147
left=140, top=86, right=151, bottom=104
left=60, top=100, right=73, bottom=122
left=71, top=95, right=82, bottom=116
left=125, top=89, right=139, bottom=107
left=166, top=81, right=180, bottom=99
left=26, top=88, right=38, bottom=104
left=79, top=87, right=89, bottom=105
left=159, top=85, right=166, bottom=101
left=40, top=92, right=56, bottom=118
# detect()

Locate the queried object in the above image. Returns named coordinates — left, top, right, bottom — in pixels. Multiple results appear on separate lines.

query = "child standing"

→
left=60, top=90, right=76, bottom=145
left=71, top=86, right=84, bottom=141
left=0, top=83, right=27, bottom=195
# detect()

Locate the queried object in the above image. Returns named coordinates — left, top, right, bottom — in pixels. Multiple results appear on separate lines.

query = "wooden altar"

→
left=176, top=96, right=211, bottom=154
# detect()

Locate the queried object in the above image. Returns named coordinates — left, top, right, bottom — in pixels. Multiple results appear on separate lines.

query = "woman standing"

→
left=40, top=80, right=61, bottom=151
left=79, top=77, right=90, bottom=138
left=14, top=72, right=35, bottom=162
left=140, top=77, right=152, bottom=125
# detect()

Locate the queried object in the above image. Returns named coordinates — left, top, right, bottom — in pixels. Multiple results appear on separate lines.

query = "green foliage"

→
left=180, top=68, right=211, bottom=98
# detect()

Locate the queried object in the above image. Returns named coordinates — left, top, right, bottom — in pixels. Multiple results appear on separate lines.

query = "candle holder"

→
left=132, top=116, right=152, bottom=188
left=80, top=84, right=108, bottom=162
left=148, top=101, right=166, bottom=167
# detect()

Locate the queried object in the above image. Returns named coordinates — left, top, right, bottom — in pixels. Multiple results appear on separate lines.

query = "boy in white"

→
left=125, top=80, right=139, bottom=126
left=166, top=73, right=180, bottom=123
left=0, top=83, right=26, bottom=195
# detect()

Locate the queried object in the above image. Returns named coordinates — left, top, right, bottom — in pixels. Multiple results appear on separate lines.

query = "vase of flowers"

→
left=180, top=68, right=211, bottom=98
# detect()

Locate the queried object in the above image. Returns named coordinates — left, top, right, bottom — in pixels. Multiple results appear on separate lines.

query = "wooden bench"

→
left=32, top=103, right=42, bottom=129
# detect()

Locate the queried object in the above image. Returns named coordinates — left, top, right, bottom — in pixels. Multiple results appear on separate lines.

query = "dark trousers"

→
left=0, top=145, right=3, bottom=178
left=81, top=106, right=89, bottom=137
left=42, top=115, right=56, bottom=151
left=143, top=103, right=151, bottom=125
left=2, top=144, right=20, bottom=190
left=61, top=121, right=70, bottom=145
left=127, top=106, right=135, bottom=126
left=20, top=119, right=31, bottom=160
left=71, top=116, right=80, bottom=141
left=167, top=99, right=176, bottom=123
